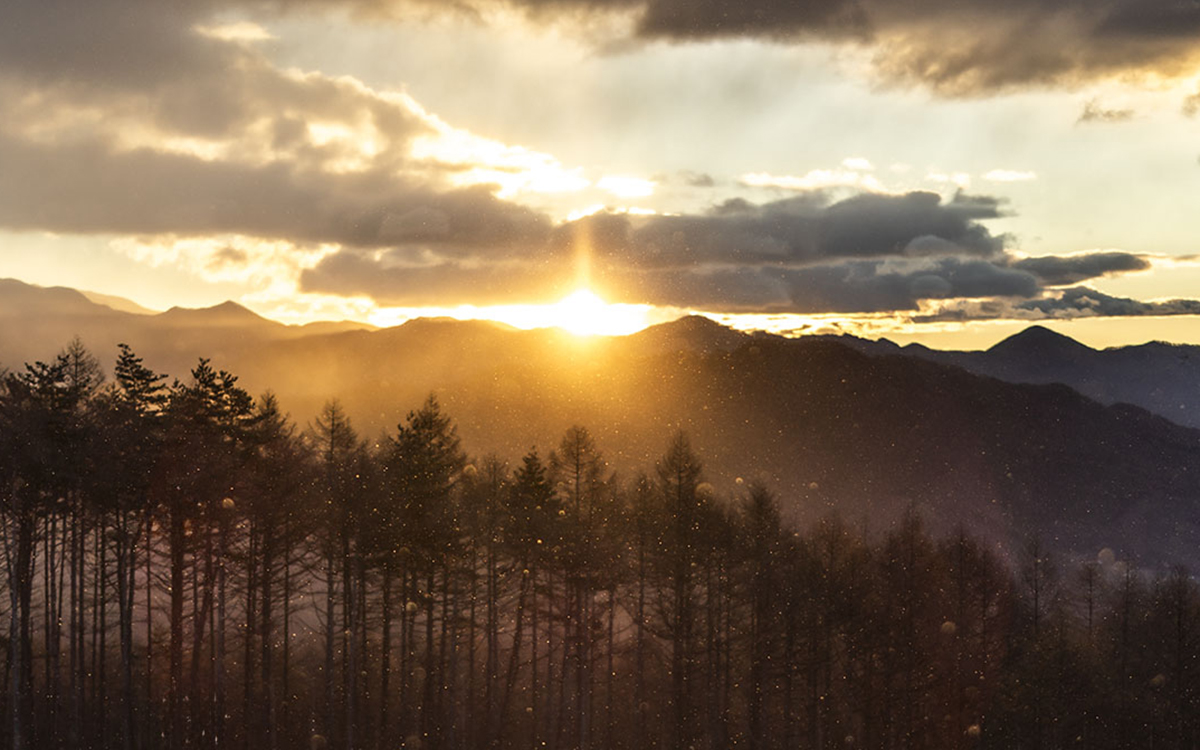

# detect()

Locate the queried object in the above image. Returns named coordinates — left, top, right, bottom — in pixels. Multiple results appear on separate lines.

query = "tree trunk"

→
left=378, top=563, right=392, bottom=750
left=422, top=569, right=437, bottom=750
left=343, top=535, right=357, bottom=750
left=497, top=568, right=530, bottom=749
left=215, top=513, right=228, bottom=749
left=281, top=518, right=292, bottom=744
left=261, top=525, right=277, bottom=750
left=168, top=508, right=186, bottom=750
left=323, top=554, right=337, bottom=745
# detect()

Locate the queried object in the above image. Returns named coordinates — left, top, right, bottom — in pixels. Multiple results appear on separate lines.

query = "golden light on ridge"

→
left=360, top=289, right=655, bottom=336
left=500, top=289, right=652, bottom=336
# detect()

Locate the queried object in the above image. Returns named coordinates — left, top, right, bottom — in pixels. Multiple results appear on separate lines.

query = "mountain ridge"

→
left=880, top=323, right=1200, bottom=429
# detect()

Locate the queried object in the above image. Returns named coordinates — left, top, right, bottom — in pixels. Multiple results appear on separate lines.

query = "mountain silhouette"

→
left=626, top=314, right=771, bottom=354
left=158, top=300, right=281, bottom=329
left=988, top=324, right=1093, bottom=359
left=875, top=325, right=1200, bottom=429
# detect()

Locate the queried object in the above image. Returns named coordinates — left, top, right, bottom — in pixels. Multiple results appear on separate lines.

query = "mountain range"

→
left=837, top=324, right=1200, bottom=430
left=3, top=277, right=1199, bottom=569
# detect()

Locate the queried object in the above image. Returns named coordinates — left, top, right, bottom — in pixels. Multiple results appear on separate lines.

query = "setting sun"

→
left=553, top=289, right=642, bottom=336
left=509, top=289, right=651, bottom=336
left=360, top=288, right=658, bottom=335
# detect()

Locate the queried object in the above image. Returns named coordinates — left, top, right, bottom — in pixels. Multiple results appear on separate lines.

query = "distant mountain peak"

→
left=164, top=300, right=249, bottom=315
left=630, top=314, right=757, bottom=353
left=988, top=325, right=1093, bottom=357
left=398, top=317, right=518, bottom=334
left=642, top=315, right=744, bottom=338
left=158, top=300, right=278, bottom=327
left=659, top=314, right=727, bottom=330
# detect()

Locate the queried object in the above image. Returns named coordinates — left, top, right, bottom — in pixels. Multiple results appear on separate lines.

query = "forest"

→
left=1, top=339, right=1198, bottom=750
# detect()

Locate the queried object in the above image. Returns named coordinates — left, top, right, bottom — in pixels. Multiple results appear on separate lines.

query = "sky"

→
left=2, top=0, right=1200, bottom=348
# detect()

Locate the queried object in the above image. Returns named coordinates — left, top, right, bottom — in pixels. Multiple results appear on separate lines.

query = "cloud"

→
left=368, top=0, right=1200, bottom=93
left=296, top=199, right=1197, bottom=316
left=777, top=257, right=1039, bottom=314
left=300, top=249, right=574, bottom=306
left=1010, top=252, right=1150, bottom=286
left=633, top=0, right=868, bottom=41
left=0, top=0, right=589, bottom=263
left=1020, top=287, right=1200, bottom=318
left=1184, top=90, right=1200, bottom=117
left=563, top=190, right=1008, bottom=269
left=302, top=189, right=1034, bottom=312
left=195, top=21, right=277, bottom=42
left=673, top=170, right=716, bottom=188
left=0, top=131, right=550, bottom=251
left=563, top=254, right=1040, bottom=314
left=920, top=286, right=1200, bottom=322
left=0, top=1, right=225, bottom=94
left=1078, top=99, right=1135, bottom=124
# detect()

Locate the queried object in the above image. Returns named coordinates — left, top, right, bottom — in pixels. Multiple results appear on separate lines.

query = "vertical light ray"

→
left=574, top=217, right=593, bottom=292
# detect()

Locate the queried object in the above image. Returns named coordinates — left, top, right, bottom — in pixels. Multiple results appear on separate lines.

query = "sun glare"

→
left=552, top=289, right=640, bottom=336
left=360, top=289, right=657, bottom=335
left=491, top=289, right=652, bottom=336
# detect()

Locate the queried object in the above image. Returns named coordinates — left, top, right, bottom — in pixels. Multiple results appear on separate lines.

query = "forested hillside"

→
left=2, top=341, right=1199, bottom=750
left=5, top=280, right=1200, bottom=574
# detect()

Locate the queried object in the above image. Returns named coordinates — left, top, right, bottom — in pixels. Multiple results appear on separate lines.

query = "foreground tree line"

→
left=0, top=340, right=1198, bottom=750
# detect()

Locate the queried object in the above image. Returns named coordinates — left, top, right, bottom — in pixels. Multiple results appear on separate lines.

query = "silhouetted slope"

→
left=0, top=278, right=372, bottom=376
left=79, top=289, right=159, bottom=315
left=157, top=300, right=281, bottom=329
left=719, top=341, right=1200, bottom=565
left=238, top=326, right=1200, bottom=568
left=0, top=278, right=123, bottom=319
left=625, top=314, right=766, bottom=355
left=989, top=324, right=1092, bottom=357
left=891, top=326, right=1200, bottom=429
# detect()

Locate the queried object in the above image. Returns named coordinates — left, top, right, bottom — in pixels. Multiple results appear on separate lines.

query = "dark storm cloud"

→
left=784, top=258, right=1038, bottom=313
left=600, top=265, right=794, bottom=311
left=5, top=0, right=1198, bottom=118
left=1010, top=252, right=1150, bottom=286
left=606, top=257, right=1038, bottom=314
left=0, top=1, right=224, bottom=92
left=0, top=132, right=548, bottom=251
left=303, top=191, right=1040, bottom=313
left=637, top=0, right=1200, bottom=92
left=591, top=255, right=1039, bottom=313
left=634, top=0, right=868, bottom=41
left=552, top=191, right=1005, bottom=271
left=345, top=0, right=1200, bottom=92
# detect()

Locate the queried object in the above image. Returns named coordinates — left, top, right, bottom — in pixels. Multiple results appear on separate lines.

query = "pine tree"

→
left=655, top=430, right=705, bottom=750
